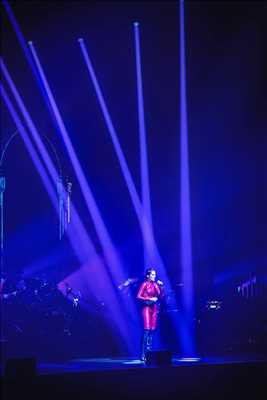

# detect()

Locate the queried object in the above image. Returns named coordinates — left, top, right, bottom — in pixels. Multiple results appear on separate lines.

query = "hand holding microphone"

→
left=157, top=280, right=164, bottom=286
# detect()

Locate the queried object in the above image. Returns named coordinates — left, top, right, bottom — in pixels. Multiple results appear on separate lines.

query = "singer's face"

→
left=149, top=270, right=156, bottom=281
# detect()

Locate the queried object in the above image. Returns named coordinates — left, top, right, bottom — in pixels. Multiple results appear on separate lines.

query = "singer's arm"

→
left=137, top=282, right=150, bottom=300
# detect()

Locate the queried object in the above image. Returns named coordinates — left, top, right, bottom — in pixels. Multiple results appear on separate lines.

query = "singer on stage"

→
left=136, top=268, right=164, bottom=361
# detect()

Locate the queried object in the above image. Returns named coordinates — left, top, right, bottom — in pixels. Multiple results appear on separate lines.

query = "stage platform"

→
left=1, top=354, right=267, bottom=399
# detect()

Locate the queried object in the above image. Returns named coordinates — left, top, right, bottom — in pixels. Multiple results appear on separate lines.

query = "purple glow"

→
left=1, top=61, right=134, bottom=353
left=26, top=43, right=140, bottom=350
left=2, top=4, right=125, bottom=281
left=78, top=39, right=143, bottom=220
left=179, top=0, right=196, bottom=356
left=0, top=72, right=100, bottom=266
left=133, top=22, right=153, bottom=267
left=0, top=59, right=94, bottom=262
left=1, top=14, right=114, bottom=266
left=78, top=38, right=180, bottom=317
left=58, top=256, right=137, bottom=350
left=26, top=39, right=142, bottom=351
left=4, top=0, right=139, bottom=346
left=28, top=41, right=127, bottom=286
left=4, top=1, right=162, bottom=354
left=78, top=39, right=170, bottom=281
left=79, top=35, right=182, bottom=356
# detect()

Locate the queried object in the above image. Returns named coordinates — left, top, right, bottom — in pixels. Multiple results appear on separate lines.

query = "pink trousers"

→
left=142, top=304, right=158, bottom=330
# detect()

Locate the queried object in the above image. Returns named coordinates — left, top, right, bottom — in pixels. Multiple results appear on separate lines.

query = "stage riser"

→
left=2, top=362, right=267, bottom=400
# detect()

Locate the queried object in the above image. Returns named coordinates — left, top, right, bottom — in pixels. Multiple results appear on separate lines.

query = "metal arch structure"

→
left=0, top=130, right=72, bottom=275
left=0, top=129, right=63, bottom=176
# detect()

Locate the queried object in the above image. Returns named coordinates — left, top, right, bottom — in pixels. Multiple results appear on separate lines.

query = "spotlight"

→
left=134, top=22, right=139, bottom=26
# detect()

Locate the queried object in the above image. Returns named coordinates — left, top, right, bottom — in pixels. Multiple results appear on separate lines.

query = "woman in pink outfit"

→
left=137, top=268, right=164, bottom=361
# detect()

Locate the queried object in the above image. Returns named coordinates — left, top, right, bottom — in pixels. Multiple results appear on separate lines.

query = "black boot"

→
left=147, top=330, right=153, bottom=352
left=141, top=329, right=149, bottom=361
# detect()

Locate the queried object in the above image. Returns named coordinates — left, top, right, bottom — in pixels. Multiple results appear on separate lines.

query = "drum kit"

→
left=1, top=274, right=80, bottom=337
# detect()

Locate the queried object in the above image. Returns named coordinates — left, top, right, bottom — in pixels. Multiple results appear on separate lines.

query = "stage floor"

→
left=35, top=353, right=267, bottom=375
left=2, top=354, right=267, bottom=400
left=1, top=353, right=267, bottom=376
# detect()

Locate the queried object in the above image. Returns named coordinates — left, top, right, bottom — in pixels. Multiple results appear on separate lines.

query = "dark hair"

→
left=145, top=268, right=156, bottom=279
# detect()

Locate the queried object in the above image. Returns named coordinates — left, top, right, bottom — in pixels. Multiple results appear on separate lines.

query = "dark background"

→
left=1, top=1, right=266, bottom=358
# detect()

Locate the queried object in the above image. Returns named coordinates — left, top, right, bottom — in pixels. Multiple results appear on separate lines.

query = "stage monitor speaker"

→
left=5, top=357, right=37, bottom=379
left=145, top=350, right=172, bottom=366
